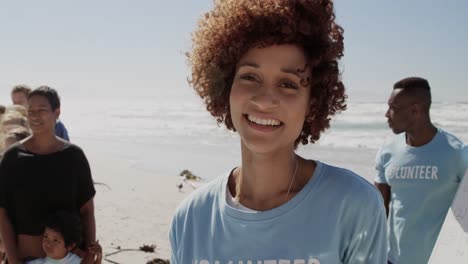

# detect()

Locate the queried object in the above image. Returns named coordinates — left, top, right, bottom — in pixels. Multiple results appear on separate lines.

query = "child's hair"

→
left=45, top=211, right=82, bottom=248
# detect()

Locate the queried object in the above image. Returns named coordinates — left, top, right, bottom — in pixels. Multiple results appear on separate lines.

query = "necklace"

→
left=285, top=157, right=299, bottom=202
left=234, top=157, right=299, bottom=205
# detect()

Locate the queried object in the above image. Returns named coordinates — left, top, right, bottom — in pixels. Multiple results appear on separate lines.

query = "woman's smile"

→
left=229, top=44, right=311, bottom=153
left=244, top=114, right=283, bottom=133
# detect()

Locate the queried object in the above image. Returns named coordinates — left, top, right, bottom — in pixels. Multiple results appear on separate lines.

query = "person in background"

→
left=374, top=77, right=467, bottom=264
left=54, top=118, right=69, bottom=141
left=10, top=84, right=70, bottom=141
left=5, top=105, right=27, bottom=118
left=0, top=86, right=96, bottom=264
left=10, top=85, right=31, bottom=107
left=170, top=1, right=387, bottom=263
left=0, top=111, right=28, bottom=132
left=0, top=106, right=30, bottom=157
left=25, top=211, right=102, bottom=264
left=0, top=126, right=31, bottom=154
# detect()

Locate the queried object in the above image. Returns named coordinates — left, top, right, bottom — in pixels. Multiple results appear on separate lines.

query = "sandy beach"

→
left=78, top=138, right=378, bottom=263
left=82, top=142, right=191, bottom=263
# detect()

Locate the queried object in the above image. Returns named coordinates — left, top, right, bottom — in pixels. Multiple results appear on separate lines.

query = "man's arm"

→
left=0, top=208, right=20, bottom=264
left=374, top=183, right=391, bottom=217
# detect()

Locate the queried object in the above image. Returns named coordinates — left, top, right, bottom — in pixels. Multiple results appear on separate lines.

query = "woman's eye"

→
left=240, top=74, right=257, bottom=82
left=280, top=80, right=299, bottom=89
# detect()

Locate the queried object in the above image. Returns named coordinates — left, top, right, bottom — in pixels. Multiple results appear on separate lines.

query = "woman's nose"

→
left=251, top=85, right=279, bottom=110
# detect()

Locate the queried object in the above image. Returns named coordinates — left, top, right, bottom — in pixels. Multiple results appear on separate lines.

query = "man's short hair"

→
left=11, top=85, right=32, bottom=96
left=393, top=77, right=431, bottom=91
left=45, top=211, right=82, bottom=248
left=393, top=77, right=432, bottom=106
left=28, top=86, right=61, bottom=111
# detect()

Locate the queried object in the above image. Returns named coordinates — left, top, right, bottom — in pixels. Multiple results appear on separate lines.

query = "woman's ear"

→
left=54, top=108, right=61, bottom=120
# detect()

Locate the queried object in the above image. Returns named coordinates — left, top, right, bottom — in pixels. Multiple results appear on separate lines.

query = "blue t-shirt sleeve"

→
left=374, top=147, right=388, bottom=184
left=344, top=194, right=388, bottom=264
left=55, top=120, right=70, bottom=141
left=170, top=214, right=180, bottom=264
left=459, top=144, right=468, bottom=181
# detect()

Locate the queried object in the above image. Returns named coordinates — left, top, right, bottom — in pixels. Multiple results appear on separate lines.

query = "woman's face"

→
left=229, top=44, right=311, bottom=154
left=27, top=95, right=59, bottom=136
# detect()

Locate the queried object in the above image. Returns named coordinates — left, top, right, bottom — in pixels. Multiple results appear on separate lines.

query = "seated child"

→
left=26, top=211, right=102, bottom=264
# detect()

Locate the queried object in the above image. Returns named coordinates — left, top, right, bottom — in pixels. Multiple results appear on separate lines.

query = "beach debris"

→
left=176, top=183, right=183, bottom=192
left=93, top=180, right=111, bottom=190
left=139, top=244, right=156, bottom=253
left=179, top=169, right=203, bottom=181
left=104, top=259, right=120, bottom=264
left=146, top=258, right=170, bottom=264
left=104, top=244, right=158, bottom=263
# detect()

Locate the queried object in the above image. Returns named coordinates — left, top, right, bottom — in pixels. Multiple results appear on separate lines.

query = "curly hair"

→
left=189, top=0, right=347, bottom=145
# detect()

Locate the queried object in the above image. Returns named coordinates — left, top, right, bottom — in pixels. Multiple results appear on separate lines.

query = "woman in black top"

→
left=0, top=86, right=96, bottom=264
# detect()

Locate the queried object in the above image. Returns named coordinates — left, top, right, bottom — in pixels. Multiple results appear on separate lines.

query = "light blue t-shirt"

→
left=170, top=161, right=387, bottom=264
left=26, top=252, right=81, bottom=264
left=375, top=128, right=467, bottom=264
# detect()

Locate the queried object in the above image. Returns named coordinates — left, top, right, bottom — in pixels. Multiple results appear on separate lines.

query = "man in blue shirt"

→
left=55, top=120, right=70, bottom=141
left=374, top=77, right=467, bottom=264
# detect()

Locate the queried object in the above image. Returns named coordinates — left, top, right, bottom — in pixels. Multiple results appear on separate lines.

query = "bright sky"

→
left=1, top=0, right=466, bottom=103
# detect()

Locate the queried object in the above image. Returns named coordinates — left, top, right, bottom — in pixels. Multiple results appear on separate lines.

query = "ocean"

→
left=54, top=98, right=468, bottom=180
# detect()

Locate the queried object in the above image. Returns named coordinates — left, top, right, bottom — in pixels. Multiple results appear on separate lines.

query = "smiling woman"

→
left=0, top=87, right=97, bottom=264
left=230, top=45, right=312, bottom=154
left=170, top=0, right=388, bottom=263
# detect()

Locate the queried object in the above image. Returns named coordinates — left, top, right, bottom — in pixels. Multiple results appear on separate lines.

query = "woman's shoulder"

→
left=1, top=142, right=26, bottom=161
left=61, top=141, right=83, bottom=152
left=173, top=173, right=227, bottom=219
left=59, top=142, right=88, bottom=158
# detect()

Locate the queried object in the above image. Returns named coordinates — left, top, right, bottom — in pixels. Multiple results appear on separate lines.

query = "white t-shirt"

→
left=26, top=252, right=82, bottom=264
left=225, top=184, right=257, bottom=212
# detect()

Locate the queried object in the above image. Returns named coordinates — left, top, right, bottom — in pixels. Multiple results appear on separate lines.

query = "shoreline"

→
left=82, top=143, right=192, bottom=262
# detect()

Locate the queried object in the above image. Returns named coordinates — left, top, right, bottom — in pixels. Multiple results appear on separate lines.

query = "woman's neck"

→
left=229, top=143, right=311, bottom=211
left=24, top=134, right=64, bottom=154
